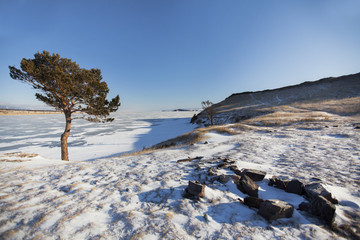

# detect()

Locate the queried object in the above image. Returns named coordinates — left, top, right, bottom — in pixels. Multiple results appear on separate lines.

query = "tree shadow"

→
left=85, top=116, right=194, bottom=161
left=137, top=186, right=185, bottom=205
left=132, top=117, right=193, bottom=150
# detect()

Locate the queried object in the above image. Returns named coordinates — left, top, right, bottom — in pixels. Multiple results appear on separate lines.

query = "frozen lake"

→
left=0, top=111, right=198, bottom=161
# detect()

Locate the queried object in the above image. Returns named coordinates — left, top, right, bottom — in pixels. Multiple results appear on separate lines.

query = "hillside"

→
left=194, top=72, right=360, bottom=125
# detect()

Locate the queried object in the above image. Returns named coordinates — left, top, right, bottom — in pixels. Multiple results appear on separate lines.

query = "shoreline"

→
left=0, top=109, right=62, bottom=116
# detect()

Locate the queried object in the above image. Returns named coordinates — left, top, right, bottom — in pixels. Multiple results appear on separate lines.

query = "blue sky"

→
left=1, top=0, right=359, bottom=111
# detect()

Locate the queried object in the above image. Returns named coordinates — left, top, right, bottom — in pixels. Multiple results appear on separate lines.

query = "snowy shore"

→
left=0, top=113, right=359, bottom=239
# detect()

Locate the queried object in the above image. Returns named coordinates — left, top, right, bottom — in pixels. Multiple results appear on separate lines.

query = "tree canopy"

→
left=9, top=51, right=120, bottom=160
left=9, top=51, right=119, bottom=122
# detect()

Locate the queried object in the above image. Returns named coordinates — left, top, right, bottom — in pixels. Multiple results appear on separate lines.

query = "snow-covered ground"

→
left=0, top=112, right=359, bottom=239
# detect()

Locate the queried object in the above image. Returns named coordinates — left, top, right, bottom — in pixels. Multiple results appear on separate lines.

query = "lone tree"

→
left=9, top=51, right=120, bottom=161
left=201, top=100, right=216, bottom=125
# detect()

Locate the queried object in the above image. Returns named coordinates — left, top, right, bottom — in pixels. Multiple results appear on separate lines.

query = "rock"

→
left=305, top=182, right=338, bottom=204
left=59, top=185, right=71, bottom=193
left=217, top=162, right=228, bottom=169
left=242, top=169, right=266, bottom=181
left=237, top=175, right=259, bottom=197
left=232, top=175, right=241, bottom=183
left=285, top=179, right=305, bottom=195
left=244, top=196, right=264, bottom=209
left=176, top=156, right=203, bottom=163
left=184, top=181, right=205, bottom=199
left=310, top=195, right=336, bottom=225
left=230, top=165, right=242, bottom=175
left=258, top=200, right=294, bottom=221
left=207, top=167, right=217, bottom=176
left=216, top=174, right=231, bottom=184
left=222, top=158, right=235, bottom=164
left=268, top=176, right=289, bottom=190
left=298, top=201, right=311, bottom=211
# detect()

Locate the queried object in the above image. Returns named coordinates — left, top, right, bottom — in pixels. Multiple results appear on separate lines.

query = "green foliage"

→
left=9, top=51, right=120, bottom=122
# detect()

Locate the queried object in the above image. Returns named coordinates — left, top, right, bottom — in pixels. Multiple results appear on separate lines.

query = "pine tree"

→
left=9, top=51, right=120, bottom=161
left=201, top=100, right=215, bottom=125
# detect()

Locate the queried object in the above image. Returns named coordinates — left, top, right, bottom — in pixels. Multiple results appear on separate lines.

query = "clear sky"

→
left=1, top=0, right=359, bottom=111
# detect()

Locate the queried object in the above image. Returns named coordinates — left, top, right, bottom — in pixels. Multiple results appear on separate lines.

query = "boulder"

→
left=232, top=175, right=241, bottom=183
left=242, top=169, right=266, bottom=182
left=304, top=182, right=338, bottom=204
left=216, top=174, right=231, bottom=184
left=244, top=196, right=264, bottom=209
left=258, top=200, right=294, bottom=221
left=268, top=176, right=289, bottom=190
left=237, top=175, right=259, bottom=197
left=310, top=195, right=336, bottom=225
left=222, top=158, right=235, bottom=164
left=298, top=201, right=311, bottom=212
left=230, top=165, right=242, bottom=175
left=184, top=181, right=205, bottom=200
left=207, top=167, right=217, bottom=176
left=285, top=179, right=305, bottom=195
left=217, top=162, right=228, bottom=169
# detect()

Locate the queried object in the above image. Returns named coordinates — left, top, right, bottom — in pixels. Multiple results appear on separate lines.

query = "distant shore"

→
left=0, top=109, right=62, bottom=116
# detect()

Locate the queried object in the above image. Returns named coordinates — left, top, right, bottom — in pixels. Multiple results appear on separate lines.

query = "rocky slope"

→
left=194, top=72, right=360, bottom=125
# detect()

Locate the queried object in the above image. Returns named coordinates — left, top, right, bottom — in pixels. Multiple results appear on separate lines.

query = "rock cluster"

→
left=182, top=157, right=339, bottom=226
left=268, top=176, right=338, bottom=225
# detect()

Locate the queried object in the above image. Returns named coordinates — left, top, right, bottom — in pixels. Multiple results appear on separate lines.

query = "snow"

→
left=0, top=112, right=359, bottom=239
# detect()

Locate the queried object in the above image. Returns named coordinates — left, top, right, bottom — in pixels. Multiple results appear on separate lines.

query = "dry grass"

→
left=293, top=97, right=360, bottom=115
left=4, top=152, right=39, bottom=158
left=119, top=125, right=241, bottom=158
left=0, top=109, right=61, bottom=116
left=0, top=159, right=31, bottom=162
left=244, top=110, right=331, bottom=126
left=0, top=152, right=39, bottom=163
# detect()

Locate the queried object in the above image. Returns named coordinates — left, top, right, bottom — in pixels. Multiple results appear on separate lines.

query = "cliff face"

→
left=195, top=72, right=360, bottom=125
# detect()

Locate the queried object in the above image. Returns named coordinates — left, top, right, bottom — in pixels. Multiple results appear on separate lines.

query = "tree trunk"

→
left=61, top=112, right=71, bottom=161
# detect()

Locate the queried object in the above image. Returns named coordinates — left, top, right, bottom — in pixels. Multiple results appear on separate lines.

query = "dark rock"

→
left=59, top=185, right=71, bottom=193
left=305, top=182, right=338, bottom=204
left=204, top=141, right=208, bottom=144
left=298, top=201, right=311, bottom=211
left=177, top=156, right=204, bottom=163
left=185, top=181, right=205, bottom=198
left=242, top=169, right=266, bottom=182
left=244, top=196, right=264, bottom=209
left=216, top=174, right=231, bottom=184
left=268, top=176, right=289, bottom=190
left=310, top=195, right=336, bottom=225
left=222, top=158, right=235, bottom=164
left=217, top=163, right=228, bottom=169
left=258, top=200, right=294, bottom=221
left=285, top=179, right=305, bottom=195
left=232, top=175, right=241, bottom=183
left=207, top=167, right=217, bottom=176
left=237, top=175, right=259, bottom=197
left=230, top=165, right=242, bottom=175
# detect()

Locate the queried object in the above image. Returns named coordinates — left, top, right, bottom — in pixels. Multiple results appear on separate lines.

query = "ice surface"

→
left=0, top=111, right=197, bottom=162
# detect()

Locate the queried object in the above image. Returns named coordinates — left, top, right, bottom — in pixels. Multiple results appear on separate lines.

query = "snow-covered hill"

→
left=194, top=72, right=360, bottom=125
